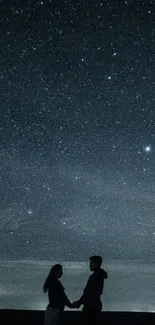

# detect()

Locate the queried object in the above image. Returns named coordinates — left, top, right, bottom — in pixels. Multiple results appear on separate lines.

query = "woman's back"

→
left=43, top=264, right=72, bottom=325
left=47, top=275, right=66, bottom=311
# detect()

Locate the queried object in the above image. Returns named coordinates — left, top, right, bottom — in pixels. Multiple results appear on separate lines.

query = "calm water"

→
left=0, top=260, right=155, bottom=312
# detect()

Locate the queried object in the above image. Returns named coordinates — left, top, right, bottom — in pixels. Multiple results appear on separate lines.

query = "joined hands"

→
left=71, top=300, right=81, bottom=309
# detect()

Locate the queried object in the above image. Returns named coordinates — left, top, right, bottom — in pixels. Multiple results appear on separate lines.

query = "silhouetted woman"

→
left=43, top=264, right=72, bottom=325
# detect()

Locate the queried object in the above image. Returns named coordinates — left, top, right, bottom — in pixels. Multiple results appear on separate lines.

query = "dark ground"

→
left=0, top=310, right=155, bottom=325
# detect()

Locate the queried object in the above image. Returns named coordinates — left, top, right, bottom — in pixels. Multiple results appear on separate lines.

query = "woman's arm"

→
left=64, top=293, right=73, bottom=308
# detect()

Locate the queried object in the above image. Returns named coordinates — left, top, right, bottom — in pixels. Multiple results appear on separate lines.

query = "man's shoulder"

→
left=93, top=268, right=108, bottom=279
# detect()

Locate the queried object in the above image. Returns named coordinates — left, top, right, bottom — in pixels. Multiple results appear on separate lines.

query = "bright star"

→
left=144, top=146, right=151, bottom=152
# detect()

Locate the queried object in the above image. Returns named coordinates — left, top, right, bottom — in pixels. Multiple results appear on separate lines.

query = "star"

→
left=0, top=0, right=155, bottom=280
left=144, top=146, right=151, bottom=152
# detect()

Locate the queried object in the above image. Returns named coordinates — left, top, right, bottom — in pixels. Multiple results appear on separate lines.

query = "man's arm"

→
left=75, top=277, right=92, bottom=307
left=76, top=271, right=108, bottom=306
left=78, top=291, right=86, bottom=305
left=88, top=269, right=108, bottom=296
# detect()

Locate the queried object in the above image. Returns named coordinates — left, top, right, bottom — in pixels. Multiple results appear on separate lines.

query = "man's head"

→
left=89, top=255, right=102, bottom=271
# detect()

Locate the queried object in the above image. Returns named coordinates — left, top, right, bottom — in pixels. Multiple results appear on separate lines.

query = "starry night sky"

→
left=0, top=0, right=155, bottom=261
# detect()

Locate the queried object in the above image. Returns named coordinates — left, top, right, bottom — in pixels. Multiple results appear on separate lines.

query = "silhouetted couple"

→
left=43, top=255, right=108, bottom=325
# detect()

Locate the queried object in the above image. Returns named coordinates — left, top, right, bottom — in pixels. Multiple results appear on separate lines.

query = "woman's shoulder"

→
left=48, top=275, right=57, bottom=285
left=49, top=276, right=63, bottom=288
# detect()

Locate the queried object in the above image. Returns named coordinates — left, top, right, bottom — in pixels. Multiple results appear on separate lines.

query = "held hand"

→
left=65, top=299, right=75, bottom=309
left=68, top=303, right=74, bottom=309
left=72, top=300, right=81, bottom=309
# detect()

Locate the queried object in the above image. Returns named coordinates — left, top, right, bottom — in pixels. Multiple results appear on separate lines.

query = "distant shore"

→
left=0, top=260, right=155, bottom=312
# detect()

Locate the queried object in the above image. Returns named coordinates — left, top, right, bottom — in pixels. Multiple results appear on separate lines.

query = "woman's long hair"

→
left=43, top=264, right=62, bottom=293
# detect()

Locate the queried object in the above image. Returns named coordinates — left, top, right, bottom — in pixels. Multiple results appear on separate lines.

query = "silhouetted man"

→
left=73, top=255, right=108, bottom=324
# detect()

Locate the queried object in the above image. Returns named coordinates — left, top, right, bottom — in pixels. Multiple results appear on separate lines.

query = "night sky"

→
left=0, top=0, right=155, bottom=261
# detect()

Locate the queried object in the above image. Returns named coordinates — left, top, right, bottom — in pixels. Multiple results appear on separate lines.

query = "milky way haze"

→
left=0, top=0, right=155, bottom=261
